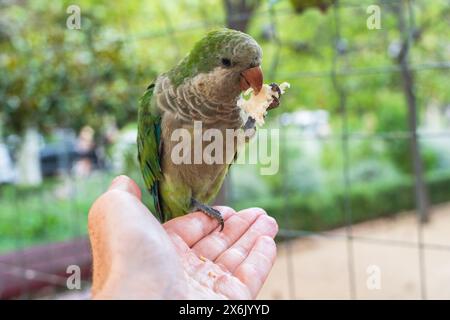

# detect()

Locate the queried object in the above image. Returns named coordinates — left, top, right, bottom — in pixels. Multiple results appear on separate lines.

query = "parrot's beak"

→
left=240, top=66, right=263, bottom=94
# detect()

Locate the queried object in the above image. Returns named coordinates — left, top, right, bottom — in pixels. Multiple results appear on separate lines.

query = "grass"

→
left=0, top=172, right=115, bottom=253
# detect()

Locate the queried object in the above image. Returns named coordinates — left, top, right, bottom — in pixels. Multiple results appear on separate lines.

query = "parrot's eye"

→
left=221, top=58, right=232, bottom=67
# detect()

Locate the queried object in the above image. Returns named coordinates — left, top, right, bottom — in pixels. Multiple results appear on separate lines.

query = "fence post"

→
left=395, top=1, right=429, bottom=223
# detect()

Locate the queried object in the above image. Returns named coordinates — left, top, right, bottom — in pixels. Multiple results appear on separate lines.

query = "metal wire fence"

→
left=0, top=0, right=449, bottom=299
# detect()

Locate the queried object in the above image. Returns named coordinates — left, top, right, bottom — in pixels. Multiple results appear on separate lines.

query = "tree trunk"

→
left=17, top=127, right=42, bottom=186
left=223, top=0, right=260, bottom=32
left=394, top=3, right=429, bottom=223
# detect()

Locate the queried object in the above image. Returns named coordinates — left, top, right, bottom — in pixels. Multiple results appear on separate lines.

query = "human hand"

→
left=88, top=175, right=278, bottom=299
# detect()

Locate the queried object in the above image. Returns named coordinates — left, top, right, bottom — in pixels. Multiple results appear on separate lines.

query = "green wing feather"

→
left=137, top=83, right=164, bottom=221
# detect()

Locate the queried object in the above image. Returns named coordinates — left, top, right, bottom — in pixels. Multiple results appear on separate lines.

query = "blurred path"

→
left=259, top=202, right=450, bottom=299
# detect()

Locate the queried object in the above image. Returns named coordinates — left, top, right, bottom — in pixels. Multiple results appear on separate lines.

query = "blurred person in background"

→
left=74, top=126, right=96, bottom=177
left=0, top=143, right=15, bottom=184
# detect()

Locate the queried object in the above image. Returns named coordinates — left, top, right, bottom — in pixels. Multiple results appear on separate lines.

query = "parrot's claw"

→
left=191, top=198, right=224, bottom=231
left=267, top=95, right=280, bottom=111
left=242, top=117, right=257, bottom=140
left=270, top=82, right=282, bottom=96
left=267, top=82, right=281, bottom=111
left=243, top=116, right=256, bottom=131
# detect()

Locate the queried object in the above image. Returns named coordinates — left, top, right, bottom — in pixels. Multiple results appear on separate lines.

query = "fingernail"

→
left=109, top=175, right=128, bottom=189
left=108, top=175, right=141, bottom=199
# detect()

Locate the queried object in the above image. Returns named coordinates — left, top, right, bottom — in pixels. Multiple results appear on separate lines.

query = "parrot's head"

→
left=168, top=28, right=263, bottom=103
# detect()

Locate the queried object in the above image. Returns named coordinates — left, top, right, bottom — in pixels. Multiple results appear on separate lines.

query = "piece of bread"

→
left=238, top=82, right=290, bottom=126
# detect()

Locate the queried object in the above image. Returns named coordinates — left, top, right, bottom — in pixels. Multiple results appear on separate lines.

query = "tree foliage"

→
left=0, top=0, right=448, bottom=170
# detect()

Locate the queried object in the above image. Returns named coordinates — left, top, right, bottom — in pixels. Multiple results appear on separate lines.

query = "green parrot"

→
left=137, top=28, right=280, bottom=230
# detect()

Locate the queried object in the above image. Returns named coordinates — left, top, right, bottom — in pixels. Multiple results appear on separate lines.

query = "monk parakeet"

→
left=138, top=28, right=280, bottom=230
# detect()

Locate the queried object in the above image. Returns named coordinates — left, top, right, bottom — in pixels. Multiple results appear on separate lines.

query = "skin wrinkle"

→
left=236, top=236, right=276, bottom=296
left=219, top=248, right=247, bottom=274
left=168, top=231, right=190, bottom=254
left=194, top=213, right=258, bottom=260
left=214, top=215, right=277, bottom=271
left=185, top=252, right=205, bottom=276
left=236, top=264, right=261, bottom=296
left=249, top=245, right=274, bottom=273
left=194, top=261, right=244, bottom=299
left=179, top=246, right=236, bottom=299
left=190, top=207, right=235, bottom=247
left=192, top=259, right=219, bottom=286
left=232, top=246, right=248, bottom=261
left=178, top=216, right=209, bottom=246
left=171, top=208, right=239, bottom=264
left=186, top=274, right=228, bottom=300
left=251, top=250, right=273, bottom=270
left=213, top=273, right=250, bottom=299
left=165, top=207, right=235, bottom=248
left=207, top=236, right=228, bottom=257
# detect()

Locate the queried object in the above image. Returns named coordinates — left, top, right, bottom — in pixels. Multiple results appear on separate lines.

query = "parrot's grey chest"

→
left=154, top=72, right=244, bottom=128
left=159, top=112, right=237, bottom=202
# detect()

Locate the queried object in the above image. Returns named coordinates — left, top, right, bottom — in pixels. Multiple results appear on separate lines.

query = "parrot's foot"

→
left=243, top=117, right=257, bottom=140
left=267, top=82, right=281, bottom=111
left=191, top=198, right=224, bottom=231
left=243, top=116, right=256, bottom=131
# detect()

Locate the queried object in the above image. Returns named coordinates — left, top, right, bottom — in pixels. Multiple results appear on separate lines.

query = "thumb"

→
left=89, top=175, right=142, bottom=297
left=90, top=175, right=179, bottom=299
left=108, top=175, right=142, bottom=200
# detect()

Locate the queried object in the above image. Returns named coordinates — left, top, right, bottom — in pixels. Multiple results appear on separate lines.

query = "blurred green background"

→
left=0, top=0, right=449, bottom=254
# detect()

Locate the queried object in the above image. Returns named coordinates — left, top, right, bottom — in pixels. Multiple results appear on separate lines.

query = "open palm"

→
left=89, top=176, right=278, bottom=299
